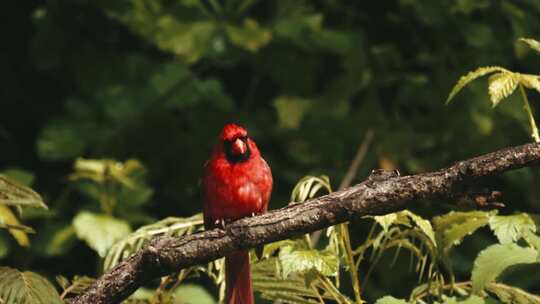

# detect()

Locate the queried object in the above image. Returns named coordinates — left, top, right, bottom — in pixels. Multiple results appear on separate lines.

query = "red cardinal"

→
left=202, top=123, right=273, bottom=304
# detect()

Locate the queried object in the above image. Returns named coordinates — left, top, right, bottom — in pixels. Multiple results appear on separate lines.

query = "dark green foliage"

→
left=2, top=0, right=540, bottom=303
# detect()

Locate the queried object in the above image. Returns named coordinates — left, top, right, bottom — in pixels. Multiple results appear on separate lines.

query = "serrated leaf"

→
left=56, top=276, right=95, bottom=298
left=402, top=210, right=437, bottom=246
left=0, top=267, right=63, bottom=304
left=373, top=213, right=398, bottom=233
left=73, top=211, right=131, bottom=257
left=489, top=213, right=536, bottom=244
left=486, top=282, right=540, bottom=304
left=0, top=175, right=47, bottom=209
left=104, top=214, right=203, bottom=270
left=488, top=72, right=519, bottom=107
left=519, top=38, right=540, bottom=54
left=375, top=296, right=408, bottom=304
left=0, top=205, right=33, bottom=247
left=253, top=258, right=326, bottom=304
left=446, top=66, right=508, bottom=103
left=433, top=211, right=493, bottom=252
left=471, top=243, right=538, bottom=294
left=519, top=74, right=540, bottom=95
left=278, top=246, right=338, bottom=279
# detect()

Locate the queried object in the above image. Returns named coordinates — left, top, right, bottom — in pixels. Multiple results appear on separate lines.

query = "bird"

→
left=202, top=123, right=273, bottom=304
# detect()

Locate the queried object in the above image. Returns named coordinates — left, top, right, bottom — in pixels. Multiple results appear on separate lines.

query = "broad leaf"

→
left=471, top=243, right=538, bottom=294
left=375, top=296, right=408, bottom=304
left=73, top=211, right=131, bottom=257
left=402, top=210, right=437, bottom=246
left=278, top=246, right=338, bottom=279
left=446, top=66, right=508, bottom=103
left=489, top=213, right=536, bottom=244
left=0, top=205, right=33, bottom=246
left=0, top=267, right=63, bottom=304
left=253, top=258, right=326, bottom=304
left=443, top=295, right=485, bottom=304
left=519, top=38, right=540, bottom=54
left=0, top=175, right=47, bottom=209
left=274, top=96, right=313, bottom=130
left=433, top=211, right=493, bottom=252
left=488, top=72, right=518, bottom=107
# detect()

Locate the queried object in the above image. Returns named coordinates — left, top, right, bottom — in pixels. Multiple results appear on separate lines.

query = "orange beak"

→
left=231, top=138, right=247, bottom=155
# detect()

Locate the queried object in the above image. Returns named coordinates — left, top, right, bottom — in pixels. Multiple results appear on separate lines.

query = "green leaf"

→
left=373, top=213, right=398, bottom=233
left=433, top=211, right=493, bottom=252
left=0, top=267, right=63, bottom=304
left=519, top=38, right=540, bottom=54
left=104, top=214, right=203, bottom=270
left=33, top=222, right=77, bottom=256
left=488, top=72, right=519, bottom=107
left=402, top=210, right=437, bottom=246
left=489, top=213, right=536, bottom=244
left=446, top=66, right=508, bottom=104
left=471, top=243, right=538, bottom=294
left=173, top=284, right=215, bottom=304
left=442, top=295, right=485, bottom=304
left=1, top=169, right=34, bottom=186
left=253, top=258, right=324, bottom=304
left=375, top=296, right=408, bottom=304
left=0, top=175, right=47, bottom=209
left=273, top=96, right=313, bottom=130
left=0, top=205, right=33, bottom=247
left=290, top=175, right=332, bottom=203
left=226, top=19, right=272, bottom=52
left=73, top=211, right=131, bottom=257
left=486, top=282, right=540, bottom=304
left=519, top=74, right=540, bottom=95
left=278, top=246, right=338, bottom=279
left=36, top=119, right=87, bottom=160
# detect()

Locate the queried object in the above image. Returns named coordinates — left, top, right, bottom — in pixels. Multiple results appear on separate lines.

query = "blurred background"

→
left=2, top=0, right=540, bottom=302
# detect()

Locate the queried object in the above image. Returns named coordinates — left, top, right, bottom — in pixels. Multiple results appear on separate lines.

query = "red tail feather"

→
left=225, top=250, right=253, bottom=304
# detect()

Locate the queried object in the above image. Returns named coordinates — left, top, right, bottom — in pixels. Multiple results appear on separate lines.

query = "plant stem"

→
left=339, top=224, right=365, bottom=303
left=519, top=85, right=540, bottom=142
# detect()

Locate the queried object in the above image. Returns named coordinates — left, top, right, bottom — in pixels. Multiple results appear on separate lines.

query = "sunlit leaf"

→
left=433, top=211, right=493, bottom=252
left=489, top=213, right=536, bottom=244
left=519, top=38, right=540, bottom=54
left=471, top=243, right=538, bottom=294
left=253, top=258, right=325, bottom=304
left=226, top=19, right=272, bottom=52
left=375, top=296, right=408, bottom=304
left=0, top=267, right=63, bottom=304
left=488, top=72, right=519, bottom=107
left=0, top=175, right=47, bottom=209
left=0, top=205, right=33, bottom=247
left=519, top=74, right=540, bottom=95
left=56, top=275, right=95, bottom=298
left=278, top=246, right=338, bottom=279
left=73, top=211, right=131, bottom=257
left=446, top=66, right=508, bottom=103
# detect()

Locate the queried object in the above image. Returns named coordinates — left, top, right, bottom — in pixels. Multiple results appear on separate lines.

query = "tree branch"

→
left=72, top=142, right=540, bottom=304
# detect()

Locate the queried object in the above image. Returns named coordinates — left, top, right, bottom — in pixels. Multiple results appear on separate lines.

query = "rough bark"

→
left=72, top=142, right=540, bottom=304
